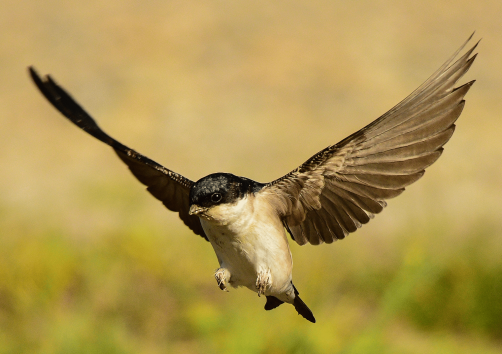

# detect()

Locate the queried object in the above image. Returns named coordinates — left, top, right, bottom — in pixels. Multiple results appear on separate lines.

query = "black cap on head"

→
left=189, top=173, right=264, bottom=208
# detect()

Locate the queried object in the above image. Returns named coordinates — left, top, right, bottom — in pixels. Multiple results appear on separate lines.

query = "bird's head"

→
left=188, top=173, right=263, bottom=222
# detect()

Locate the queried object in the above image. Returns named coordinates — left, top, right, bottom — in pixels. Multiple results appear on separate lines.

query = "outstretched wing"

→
left=29, top=67, right=208, bottom=241
left=260, top=35, right=478, bottom=246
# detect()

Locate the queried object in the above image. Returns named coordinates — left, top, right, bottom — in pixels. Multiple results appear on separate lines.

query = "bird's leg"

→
left=256, top=269, right=272, bottom=297
left=214, top=268, right=231, bottom=292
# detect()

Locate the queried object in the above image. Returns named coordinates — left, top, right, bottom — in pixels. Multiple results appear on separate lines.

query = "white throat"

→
left=202, top=195, right=254, bottom=226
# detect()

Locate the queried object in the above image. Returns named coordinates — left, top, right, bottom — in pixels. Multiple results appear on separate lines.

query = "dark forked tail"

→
left=264, top=284, right=315, bottom=323
left=293, top=295, right=315, bottom=323
left=292, top=283, right=315, bottom=323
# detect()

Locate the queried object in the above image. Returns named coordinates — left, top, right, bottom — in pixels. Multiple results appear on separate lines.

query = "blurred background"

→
left=1, top=0, right=501, bottom=353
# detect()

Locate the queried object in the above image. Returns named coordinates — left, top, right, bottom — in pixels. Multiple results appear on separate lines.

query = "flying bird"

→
left=29, top=35, right=478, bottom=323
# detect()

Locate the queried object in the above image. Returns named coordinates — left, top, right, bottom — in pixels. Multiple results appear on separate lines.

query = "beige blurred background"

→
left=1, top=0, right=502, bottom=353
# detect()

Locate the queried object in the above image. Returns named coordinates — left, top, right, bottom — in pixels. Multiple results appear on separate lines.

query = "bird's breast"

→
left=200, top=194, right=293, bottom=292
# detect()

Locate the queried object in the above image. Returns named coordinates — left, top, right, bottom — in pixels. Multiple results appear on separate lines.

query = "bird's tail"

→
left=293, top=295, right=316, bottom=323
left=264, top=295, right=284, bottom=310
left=292, top=283, right=315, bottom=323
left=264, top=283, right=316, bottom=323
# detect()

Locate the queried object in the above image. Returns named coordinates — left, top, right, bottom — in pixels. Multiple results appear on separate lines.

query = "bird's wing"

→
left=29, top=67, right=208, bottom=241
left=260, top=35, right=478, bottom=245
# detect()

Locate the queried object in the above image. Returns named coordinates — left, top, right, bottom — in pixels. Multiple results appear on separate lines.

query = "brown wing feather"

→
left=29, top=67, right=207, bottom=241
left=261, top=35, right=478, bottom=245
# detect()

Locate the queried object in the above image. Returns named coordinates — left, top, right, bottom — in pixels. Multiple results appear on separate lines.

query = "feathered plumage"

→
left=29, top=35, right=478, bottom=323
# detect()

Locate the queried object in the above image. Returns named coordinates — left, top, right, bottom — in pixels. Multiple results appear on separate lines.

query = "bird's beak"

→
left=189, top=204, right=205, bottom=216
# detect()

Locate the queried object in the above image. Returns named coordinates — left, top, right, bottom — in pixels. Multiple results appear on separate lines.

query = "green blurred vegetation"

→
left=2, top=0, right=502, bottom=353
left=1, top=206, right=502, bottom=353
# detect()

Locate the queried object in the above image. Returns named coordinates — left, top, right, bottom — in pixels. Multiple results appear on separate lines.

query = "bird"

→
left=29, top=35, right=478, bottom=324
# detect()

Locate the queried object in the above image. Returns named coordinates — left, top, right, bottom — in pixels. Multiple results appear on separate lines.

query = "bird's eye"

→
left=211, top=193, right=222, bottom=203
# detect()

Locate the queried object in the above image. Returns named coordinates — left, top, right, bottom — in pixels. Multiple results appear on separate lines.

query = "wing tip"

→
left=28, top=66, right=48, bottom=94
left=28, top=65, right=37, bottom=78
left=454, top=79, right=476, bottom=93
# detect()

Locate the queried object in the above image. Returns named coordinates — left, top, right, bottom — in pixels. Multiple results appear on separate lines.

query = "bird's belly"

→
left=200, top=218, right=293, bottom=294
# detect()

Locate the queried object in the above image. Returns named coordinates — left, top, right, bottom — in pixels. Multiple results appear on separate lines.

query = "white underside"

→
left=199, top=194, right=295, bottom=302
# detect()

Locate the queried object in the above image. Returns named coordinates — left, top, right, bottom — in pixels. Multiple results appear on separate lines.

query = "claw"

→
left=214, top=268, right=230, bottom=292
left=256, top=269, right=272, bottom=297
left=218, top=280, right=229, bottom=292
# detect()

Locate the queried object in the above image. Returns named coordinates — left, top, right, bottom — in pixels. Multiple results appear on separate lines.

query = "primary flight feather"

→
left=30, top=35, right=478, bottom=323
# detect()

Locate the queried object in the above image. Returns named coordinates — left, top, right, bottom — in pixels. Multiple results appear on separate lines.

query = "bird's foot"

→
left=214, top=268, right=230, bottom=292
left=256, top=269, right=272, bottom=297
